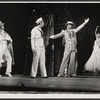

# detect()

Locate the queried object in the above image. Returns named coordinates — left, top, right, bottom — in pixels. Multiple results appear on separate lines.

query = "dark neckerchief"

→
left=36, top=27, right=43, bottom=37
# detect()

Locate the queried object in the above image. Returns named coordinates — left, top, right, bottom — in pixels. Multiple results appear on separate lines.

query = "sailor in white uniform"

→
left=31, top=17, right=47, bottom=78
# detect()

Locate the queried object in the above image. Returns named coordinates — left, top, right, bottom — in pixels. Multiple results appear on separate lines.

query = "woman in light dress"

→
left=84, top=26, right=100, bottom=75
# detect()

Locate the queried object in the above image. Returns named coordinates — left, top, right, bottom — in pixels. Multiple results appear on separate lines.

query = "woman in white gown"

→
left=85, top=26, right=100, bottom=74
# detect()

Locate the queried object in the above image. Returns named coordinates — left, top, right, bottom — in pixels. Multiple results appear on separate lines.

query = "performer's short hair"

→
left=0, top=21, right=4, bottom=26
left=95, top=26, right=100, bottom=34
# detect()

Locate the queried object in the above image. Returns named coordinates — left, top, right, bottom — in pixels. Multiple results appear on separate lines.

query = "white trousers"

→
left=0, top=44, right=12, bottom=73
left=59, top=50, right=77, bottom=75
left=31, top=46, right=47, bottom=77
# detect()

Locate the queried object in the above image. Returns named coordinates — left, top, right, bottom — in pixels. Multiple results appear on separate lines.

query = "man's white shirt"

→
left=31, top=26, right=44, bottom=49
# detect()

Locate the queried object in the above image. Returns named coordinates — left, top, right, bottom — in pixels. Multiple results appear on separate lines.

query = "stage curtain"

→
left=24, top=14, right=54, bottom=77
left=43, top=15, right=54, bottom=76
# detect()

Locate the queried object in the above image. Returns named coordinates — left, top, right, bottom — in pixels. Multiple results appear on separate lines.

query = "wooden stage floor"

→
left=0, top=74, right=100, bottom=93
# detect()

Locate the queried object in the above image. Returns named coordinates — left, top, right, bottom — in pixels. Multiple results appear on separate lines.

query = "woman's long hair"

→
left=95, top=26, right=100, bottom=38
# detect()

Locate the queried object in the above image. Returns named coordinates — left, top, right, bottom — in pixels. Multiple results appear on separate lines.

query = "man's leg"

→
left=58, top=50, right=70, bottom=76
left=4, top=48, right=12, bottom=77
left=0, top=46, right=5, bottom=76
left=69, top=51, right=76, bottom=76
left=31, top=47, right=41, bottom=77
left=39, top=47, right=47, bottom=77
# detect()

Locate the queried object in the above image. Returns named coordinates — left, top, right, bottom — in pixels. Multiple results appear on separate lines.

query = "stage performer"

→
left=0, top=21, right=14, bottom=77
left=31, top=17, right=47, bottom=78
left=84, top=26, right=100, bottom=75
left=50, top=18, right=89, bottom=77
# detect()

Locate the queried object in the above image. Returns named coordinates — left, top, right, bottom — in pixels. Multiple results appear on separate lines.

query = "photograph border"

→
left=0, top=0, right=100, bottom=98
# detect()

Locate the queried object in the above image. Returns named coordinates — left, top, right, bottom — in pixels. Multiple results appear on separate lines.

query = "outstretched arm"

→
left=75, top=18, right=89, bottom=33
left=50, top=30, right=64, bottom=39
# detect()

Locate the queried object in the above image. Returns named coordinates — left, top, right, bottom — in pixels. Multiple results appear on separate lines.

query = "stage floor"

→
left=0, top=74, right=100, bottom=93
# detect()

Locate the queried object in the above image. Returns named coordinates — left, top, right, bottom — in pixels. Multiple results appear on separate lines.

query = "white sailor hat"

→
left=36, top=17, right=43, bottom=24
left=66, top=21, right=73, bottom=25
left=0, top=21, right=4, bottom=26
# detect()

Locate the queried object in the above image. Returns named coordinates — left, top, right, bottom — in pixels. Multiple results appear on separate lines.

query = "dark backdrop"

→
left=0, top=3, right=34, bottom=74
left=0, top=3, right=99, bottom=75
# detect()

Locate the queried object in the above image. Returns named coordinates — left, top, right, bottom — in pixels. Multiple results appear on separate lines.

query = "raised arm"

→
left=50, top=30, right=64, bottom=39
left=74, top=18, right=89, bottom=33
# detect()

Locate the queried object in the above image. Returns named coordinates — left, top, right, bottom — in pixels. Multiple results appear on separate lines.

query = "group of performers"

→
left=30, top=17, right=100, bottom=78
left=0, top=16, right=100, bottom=78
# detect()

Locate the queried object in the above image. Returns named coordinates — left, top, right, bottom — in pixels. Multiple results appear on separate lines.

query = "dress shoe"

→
left=5, top=73, right=12, bottom=77
left=94, top=71, right=99, bottom=76
left=31, top=76, right=35, bottom=78
left=57, top=74, right=64, bottom=77
left=70, top=74, right=77, bottom=77
left=42, top=76, right=48, bottom=78
left=73, top=74, right=77, bottom=77
left=57, top=73, right=61, bottom=77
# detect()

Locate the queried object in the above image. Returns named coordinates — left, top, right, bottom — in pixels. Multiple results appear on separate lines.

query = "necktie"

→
left=67, top=30, right=71, bottom=39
